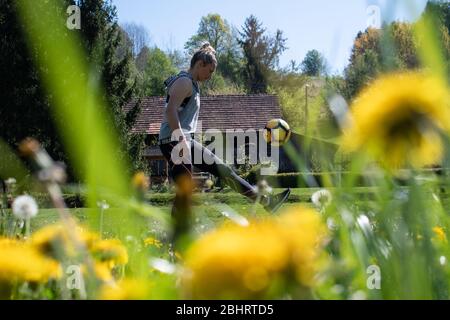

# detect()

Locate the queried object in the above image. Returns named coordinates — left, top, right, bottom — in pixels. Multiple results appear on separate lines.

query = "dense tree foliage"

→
left=0, top=0, right=146, bottom=175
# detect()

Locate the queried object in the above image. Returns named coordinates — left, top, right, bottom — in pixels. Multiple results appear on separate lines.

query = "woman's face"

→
left=198, top=62, right=216, bottom=81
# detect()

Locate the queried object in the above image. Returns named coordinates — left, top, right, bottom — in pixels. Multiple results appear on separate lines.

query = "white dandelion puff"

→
left=96, top=200, right=110, bottom=210
left=12, top=195, right=38, bottom=220
left=5, top=177, right=17, bottom=186
left=311, top=189, right=332, bottom=209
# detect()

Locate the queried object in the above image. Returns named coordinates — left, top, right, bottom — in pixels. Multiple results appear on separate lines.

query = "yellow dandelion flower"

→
left=276, top=206, right=328, bottom=286
left=143, top=237, right=162, bottom=249
left=342, top=72, right=450, bottom=169
left=90, top=239, right=129, bottom=266
left=184, top=223, right=290, bottom=299
left=0, top=238, right=62, bottom=283
left=183, top=209, right=326, bottom=299
left=132, top=172, right=150, bottom=191
left=80, top=262, right=114, bottom=282
left=31, top=224, right=100, bottom=259
left=433, top=226, right=447, bottom=242
left=99, top=279, right=152, bottom=300
left=95, top=263, right=113, bottom=282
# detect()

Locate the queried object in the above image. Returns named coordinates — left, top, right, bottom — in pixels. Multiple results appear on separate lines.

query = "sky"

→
left=111, top=0, right=429, bottom=74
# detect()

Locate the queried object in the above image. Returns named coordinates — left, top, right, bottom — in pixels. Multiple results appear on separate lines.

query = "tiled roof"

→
left=125, top=95, right=282, bottom=135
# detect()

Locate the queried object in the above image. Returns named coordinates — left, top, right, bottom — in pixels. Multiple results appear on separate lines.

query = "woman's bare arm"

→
left=165, top=77, right=192, bottom=140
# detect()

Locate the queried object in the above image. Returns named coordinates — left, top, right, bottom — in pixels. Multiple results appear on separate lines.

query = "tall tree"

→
left=301, top=50, right=327, bottom=76
left=167, top=49, right=189, bottom=71
left=342, top=22, right=422, bottom=100
left=422, top=0, right=450, bottom=73
left=424, top=0, right=450, bottom=32
left=184, top=13, right=232, bottom=54
left=238, top=15, right=287, bottom=93
left=122, top=22, right=151, bottom=57
left=185, top=14, right=245, bottom=93
left=116, top=26, right=134, bottom=60
left=0, top=0, right=146, bottom=174
left=143, top=47, right=177, bottom=96
left=135, top=46, right=151, bottom=72
left=0, top=0, right=62, bottom=157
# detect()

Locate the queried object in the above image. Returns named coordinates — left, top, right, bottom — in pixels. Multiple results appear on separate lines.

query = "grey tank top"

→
left=159, top=71, right=200, bottom=141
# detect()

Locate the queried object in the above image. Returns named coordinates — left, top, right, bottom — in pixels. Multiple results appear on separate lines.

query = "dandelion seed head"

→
left=12, top=195, right=38, bottom=220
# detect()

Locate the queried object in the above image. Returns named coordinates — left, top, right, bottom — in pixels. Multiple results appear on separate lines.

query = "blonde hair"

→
left=190, top=42, right=217, bottom=68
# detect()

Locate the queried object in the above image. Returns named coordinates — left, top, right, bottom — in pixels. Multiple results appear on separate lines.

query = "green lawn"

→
left=29, top=188, right=320, bottom=238
left=28, top=185, right=450, bottom=240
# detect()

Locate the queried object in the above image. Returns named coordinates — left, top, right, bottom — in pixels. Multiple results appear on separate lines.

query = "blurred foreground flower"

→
left=132, top=172, right=150, bottom=192
left=182, top=206, right=327, bottom=299
left=433, top=226, right=447, bottom=242
left=30, top=224, right=129, bottom=284
left=90, top=239, right=129, bottom=268
left=0, top=238, right=61, bottom=289
left=31, top=224, right=99, bottom=259
left=342, top=72, right=450, bottom=169
left=99, top=278, right=152, bottom=300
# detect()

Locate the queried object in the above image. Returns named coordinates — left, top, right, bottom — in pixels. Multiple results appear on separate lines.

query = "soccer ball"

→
left=263, top=118, right=291, bottom=146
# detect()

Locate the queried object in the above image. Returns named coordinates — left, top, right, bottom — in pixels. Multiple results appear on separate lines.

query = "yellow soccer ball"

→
left=263, top=119, right=291, bottom=146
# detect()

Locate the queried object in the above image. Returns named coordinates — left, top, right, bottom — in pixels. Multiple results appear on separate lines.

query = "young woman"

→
left=158, top=43, right=290, bottom=242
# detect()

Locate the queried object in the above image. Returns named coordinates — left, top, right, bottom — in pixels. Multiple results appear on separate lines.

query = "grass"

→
left=29, top=189, right=320, bottom=238
left=145, top=186, right=381, bottom=205
left=29, top=185, right=449, bottom=236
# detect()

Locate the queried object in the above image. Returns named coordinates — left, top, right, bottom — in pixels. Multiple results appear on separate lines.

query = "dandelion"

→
left=5, top=178, right=17, bottom=185
left=93, top=263, right=114, bottom=282
left=96, top=200, right=109, bottom=237
left=90, top=239, right=129, bottom=267
left=143, top=237, right=162, bottom=249
left=433, top=226, right=446, bottom=242
left=99, top=279, right=152, bottom=300
left=183, top=206, right=326, bottom=299
left=342, top=72, right=450, bottom=169
left=12, top=195, right=38, bottom=238
left=79, top=262, right=114, bottom=283
left=0, top=238, right=62, bottom=284
left=31, top=224, right=99, bottom=259
left=132, top=172, right=150, bottom=192
left=275, top=206, right=328, bottom=286
left=4, top=178, right=17, bottom=193
left=12, top=195, right=38, bottom=220
left=311, top=189, right=332, bottom=210
left=183, top=223, right=289, bottom=299
left=96, top=200, right=109, bottom=210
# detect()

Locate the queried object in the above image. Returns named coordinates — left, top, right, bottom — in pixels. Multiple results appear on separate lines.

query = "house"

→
left=125, top=94, right=283, bottom=183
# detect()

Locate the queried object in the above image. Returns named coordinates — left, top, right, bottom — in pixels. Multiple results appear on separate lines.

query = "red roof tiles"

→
left=125, top=95, right=283, bottom=135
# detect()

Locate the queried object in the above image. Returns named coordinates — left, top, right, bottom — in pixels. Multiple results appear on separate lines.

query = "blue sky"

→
left=111, top=0, right=428, bottom=74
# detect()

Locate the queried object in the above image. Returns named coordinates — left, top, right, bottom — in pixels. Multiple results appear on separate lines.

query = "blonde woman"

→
left=159, top=43, right=290, bottom=243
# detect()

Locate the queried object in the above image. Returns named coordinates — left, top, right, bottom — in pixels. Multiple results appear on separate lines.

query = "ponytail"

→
left=190, top=42, right=217, bottom=68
